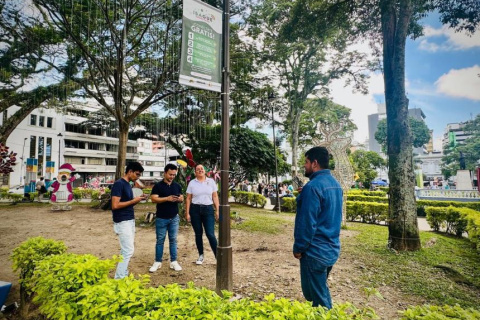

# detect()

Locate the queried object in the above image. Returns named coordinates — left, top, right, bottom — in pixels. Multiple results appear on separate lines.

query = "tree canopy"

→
left=375, top=117, right=430, bottom=154
left=350, top=149, right=386, bottom=189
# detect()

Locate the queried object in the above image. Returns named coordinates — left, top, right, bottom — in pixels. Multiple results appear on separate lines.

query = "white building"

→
left=2, top=104, right=177, bottom=188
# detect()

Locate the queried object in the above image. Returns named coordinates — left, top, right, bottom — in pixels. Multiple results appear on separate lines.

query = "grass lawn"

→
left=229, top=203, right=480, bottom=309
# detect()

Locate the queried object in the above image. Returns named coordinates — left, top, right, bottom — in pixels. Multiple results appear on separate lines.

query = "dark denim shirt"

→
left=293, top=169, right=343, bottom=266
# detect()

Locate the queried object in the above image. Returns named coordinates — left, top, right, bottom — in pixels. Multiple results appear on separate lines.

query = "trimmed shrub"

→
left=346, top=201, right=388, bottom=224
left=281, top=197, right=296, bottom=212
left=11, top=237, right=67, bottom=292
left=401, top=304, right=480, bottom=320
left=231, top=191, right=267, bottom=208
left=347, top=189, right=387, bottom=197
left=417, top=200, right=480, bottom=212
left=347, top=195, right=388, bottom=203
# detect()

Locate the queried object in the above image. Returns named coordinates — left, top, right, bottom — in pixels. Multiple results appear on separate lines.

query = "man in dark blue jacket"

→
left=293, top=146, right=343, bottom=309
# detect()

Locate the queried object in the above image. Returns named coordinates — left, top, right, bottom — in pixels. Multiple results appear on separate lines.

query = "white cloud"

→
left=435, top=65, right=480, bottom=101
left=418, top=25, right=480, bottom=52
left=329, top=72, right=385, bottom=144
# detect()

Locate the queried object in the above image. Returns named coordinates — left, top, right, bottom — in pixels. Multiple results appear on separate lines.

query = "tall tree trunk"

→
left=381, top=0, right=421, bottom=251
left=291, top=105, right=302, bottom=177
left=116, top=122, right=129, bottom=180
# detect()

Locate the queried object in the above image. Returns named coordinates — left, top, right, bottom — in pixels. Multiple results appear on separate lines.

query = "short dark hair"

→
left=125, top=161, right=144, bottom=174
left=164, top=163, right=178, bottom=172
left=195, top=164, right=204, bottom=170
left=305, top=146, right=329, bottom=169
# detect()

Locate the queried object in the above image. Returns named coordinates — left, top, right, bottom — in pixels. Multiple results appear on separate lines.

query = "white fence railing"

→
left=418, top=189, right=480, bottom=200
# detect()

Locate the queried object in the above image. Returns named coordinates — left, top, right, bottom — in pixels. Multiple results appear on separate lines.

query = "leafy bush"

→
left=425, top=207, right=448, bottom=232
left=347, top=195, right=388, bottom=203
left=417, top=200, right=480, bottom=212
left=282, top=197, right=297, bottom=212
left=346, top=201, right=388, bottom=224
left=400, top=304, right=480, bottom=320
left=231, top=191, right=267, bottom=208
left=32, top=253, right=118, bottom=319
left=347, top=190, right=387, bottom=197
left=11, top=237, right=67, bottom=292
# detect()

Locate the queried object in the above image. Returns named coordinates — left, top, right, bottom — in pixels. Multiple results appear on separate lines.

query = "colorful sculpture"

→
left=49, top=163, right=78, bottom=210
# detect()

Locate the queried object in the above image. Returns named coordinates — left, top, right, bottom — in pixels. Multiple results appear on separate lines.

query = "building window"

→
left=46, top=137, right=52, bottom=161
left=64, top=139, right=85, bottom=149
left=38, top=137, right=44, bottom=173
left=29, top=136, right=36, bottom=158
left=88, top=158, right=102, bottom=165
left=39, top=116, right=45, bottom=127
left=65, top=123, right=87, bottom=134
left=150, top=172, right=154, bottom=177
left=106, top=144, right=118, bottom=152
left=89, top=127, right=102, bottom=136
left=127, top=146, right=136, bottom=153
left=106, top=158, right=117, bottom=166
left=88, top=142, right=103, bottom=150
left=47, top=117, right=53, bottom=128
left=30, top=115, right=37, bottom=126
left=64, top=156, right=83, bottom=164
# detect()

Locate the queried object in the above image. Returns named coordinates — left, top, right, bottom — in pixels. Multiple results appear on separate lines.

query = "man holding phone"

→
left=149, top=163, right=184, bottom=272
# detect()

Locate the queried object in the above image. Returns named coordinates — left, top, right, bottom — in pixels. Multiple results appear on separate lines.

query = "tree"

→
left=285, top=0, right=480, bottom=251
left=0, top=0, right=79, bottom=143
left=350, top=150, right=386, bottom=189
left=173, top=126, right=290, bottom=183
left=32, top=0, right=190, bottom=179
left=374, top=117, right=430, bottom=154
left=246, top=0, right=369, bottom=177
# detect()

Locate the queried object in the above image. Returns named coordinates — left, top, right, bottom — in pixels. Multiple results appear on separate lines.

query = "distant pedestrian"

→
left=35, top=177, right=46, bottom=202
left=293, top=146, right=343, bottom=309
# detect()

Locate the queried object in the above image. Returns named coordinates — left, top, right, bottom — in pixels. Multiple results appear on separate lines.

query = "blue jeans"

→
left=155, top=215, right=180, bottom=262
left=190, top=204, right=217, bottom=257
left=300, top=254, right=333, bottom=309
left=113, top=219, right=135, bottom=279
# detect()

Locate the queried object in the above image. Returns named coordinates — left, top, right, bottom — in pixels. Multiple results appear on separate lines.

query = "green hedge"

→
left=425, top=206, right=480, bottom=251
left=12, top=237, right=480, bottom=319
left=346, top=201, right=389, bottom=224
left=347, top=190, right=387, bottom=197
left=231, top=191, right=267, bottom=208
left=400, top=304, right=480, bottom=320
left=417, top=200, right=480, bottom=212
left=346, top=195, right=389, bottom=203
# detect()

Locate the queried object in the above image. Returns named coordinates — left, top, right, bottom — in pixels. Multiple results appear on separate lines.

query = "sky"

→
left=330, top=14, right=480, bottom=149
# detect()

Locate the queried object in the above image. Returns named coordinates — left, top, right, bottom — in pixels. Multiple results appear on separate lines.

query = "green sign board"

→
left=179, top=0, right=222, bottom=92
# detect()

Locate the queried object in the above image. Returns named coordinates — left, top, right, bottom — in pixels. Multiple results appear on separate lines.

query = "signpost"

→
left=179, top=0, right=222, bottom=92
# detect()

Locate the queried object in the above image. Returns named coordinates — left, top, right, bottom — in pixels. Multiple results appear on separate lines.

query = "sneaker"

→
left=149, top=262, right=162, bottom=272
left=170, top=261, right=182, bottom=271
left=196, top=254, right=204, bottom=265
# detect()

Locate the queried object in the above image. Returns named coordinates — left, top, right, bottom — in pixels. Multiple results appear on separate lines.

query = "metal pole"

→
left=272, top=107, right=280, bottom=213
left=216, top=0, right=232, bottom=294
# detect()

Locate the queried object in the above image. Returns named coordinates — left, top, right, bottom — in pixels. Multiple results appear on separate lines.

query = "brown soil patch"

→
left=0, top=204, right=421, bottom=319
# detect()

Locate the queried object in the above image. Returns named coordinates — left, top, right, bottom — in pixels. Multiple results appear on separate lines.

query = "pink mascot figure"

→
left=49, top=163, right=79, bottom=210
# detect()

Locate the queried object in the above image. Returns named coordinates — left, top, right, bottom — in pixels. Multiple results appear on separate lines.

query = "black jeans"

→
left=190, top=204, right=217, bottom=257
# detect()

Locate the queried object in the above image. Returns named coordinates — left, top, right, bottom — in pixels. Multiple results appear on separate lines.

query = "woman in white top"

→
left=185, top=164, right=219, bottom=265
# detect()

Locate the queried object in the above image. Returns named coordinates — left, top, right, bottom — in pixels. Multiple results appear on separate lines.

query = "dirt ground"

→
left=0, top=203, right=422, bottom=319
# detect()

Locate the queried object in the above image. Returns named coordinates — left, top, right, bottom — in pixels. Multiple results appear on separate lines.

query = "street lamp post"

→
left=20, top=137, right=27, bottom=185
left=269, top=93, right=281, bottom=213
left=57, top=133, right=63, bottom=167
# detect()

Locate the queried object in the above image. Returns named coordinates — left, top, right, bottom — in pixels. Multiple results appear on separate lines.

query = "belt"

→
left=192, top=203, right=212, bottom=207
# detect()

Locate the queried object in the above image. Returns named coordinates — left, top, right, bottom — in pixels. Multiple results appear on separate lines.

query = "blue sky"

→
left=330, top=13, right=480, bottom=149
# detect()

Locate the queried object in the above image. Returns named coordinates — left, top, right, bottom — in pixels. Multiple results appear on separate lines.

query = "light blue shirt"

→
left=186, top=178, right=218, bottom=205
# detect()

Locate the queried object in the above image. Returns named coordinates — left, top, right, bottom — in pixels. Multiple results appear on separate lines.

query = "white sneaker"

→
left=196, top=254, right=204, bottom=265
left=170, top=261, right=182, bottom=271
left=149, top=262, right=162, bottom=272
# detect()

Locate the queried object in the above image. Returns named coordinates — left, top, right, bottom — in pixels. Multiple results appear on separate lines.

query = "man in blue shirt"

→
left=111, top=161, right=146, bottom=279
left=149, top=163, right=183, bottom=272
left=293, top=146, right=343, bottom=309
